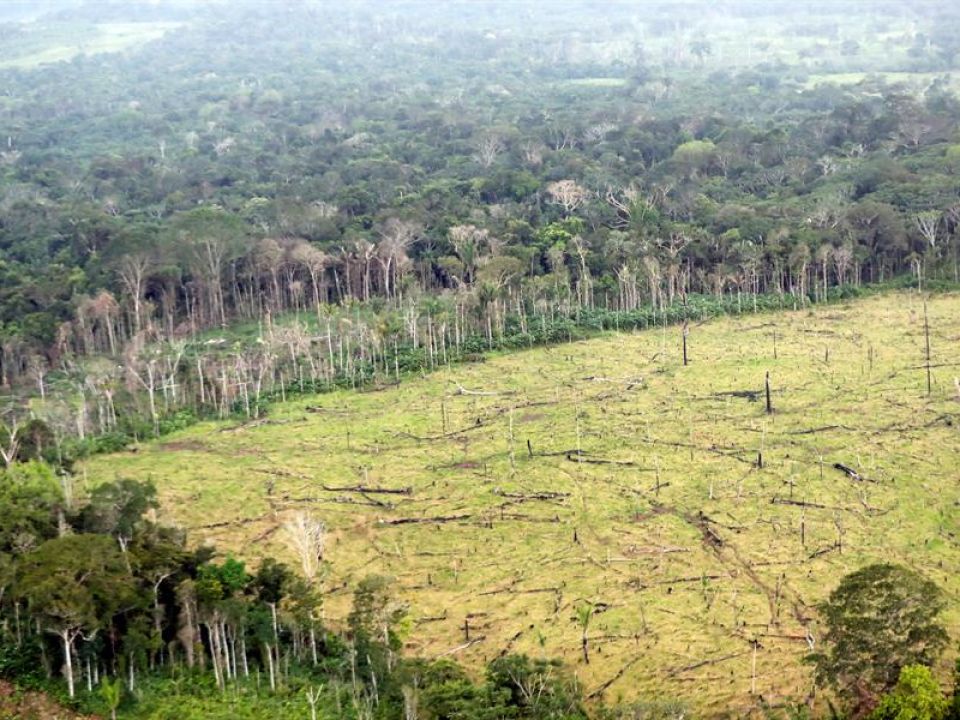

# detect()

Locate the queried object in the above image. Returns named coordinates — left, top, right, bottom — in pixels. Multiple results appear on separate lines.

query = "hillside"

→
left=81, top=292, right=960, bottom=715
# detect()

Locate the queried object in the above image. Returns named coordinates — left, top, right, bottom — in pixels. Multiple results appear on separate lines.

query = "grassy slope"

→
left=82, top=293, right=960, bottom=715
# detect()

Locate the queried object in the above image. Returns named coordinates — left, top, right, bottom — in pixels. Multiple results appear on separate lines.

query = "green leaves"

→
left=870, top=665, right=948, bottom=720
left=0, top=460, right=63, bottom=552
left=813, top=564, right=948, bottom=708
left=15, top=533, right=139, bottom=634
left=78, top=478, right=158, bottom=539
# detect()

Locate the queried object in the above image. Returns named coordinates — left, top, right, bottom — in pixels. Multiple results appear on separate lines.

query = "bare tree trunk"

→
left=264, top=643, right=276, bottom=691
left=60, top=630, right=76, bottom=698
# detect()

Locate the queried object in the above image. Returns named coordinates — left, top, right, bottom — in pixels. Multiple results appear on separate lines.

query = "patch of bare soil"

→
left=0, top=680, right=99, bottom=720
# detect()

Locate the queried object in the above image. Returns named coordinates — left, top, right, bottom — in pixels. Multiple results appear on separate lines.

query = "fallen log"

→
left=480, top=585, right=561, bottom=597
left=245, top=523, right=280, bottom=547
left=378, top=514, right=472, bottom=526
left=565, top=453, right=654, bottom=469
left=666, top=651, right=748, bottom=678
left=787, top=424, right=849, bottom=435
left=628, top=573, right=728, bottom=590
left=491, top=512, right=562, bottom=523
left=283, top=495, right=393, bottom=509
left=497, top=629, right=526, bottom=658
left=453, top=383, right=511, bottom=397
left=634, top=437, right=754, bottom=465
left=589, top=655, right=645, bottom=698
left=322, top=484, right=413, bottom=495
left=622, top=545, right=689, bottom=555
left=771, top=498, right=827, bottom=509
left=436, top=636, right=486, bottom=657
left=415, top=612, right=448, bottom=625
left=392, top=424, right=487, bottom=441
left=494, top=489, right=571, bottom=500
left=808, top=543, right=839, bottom=559
left=193, top=516, right=264, bottom=530
left=713, top=390, right=760, bottom=401
left=833, top=463, right=877, bottom=483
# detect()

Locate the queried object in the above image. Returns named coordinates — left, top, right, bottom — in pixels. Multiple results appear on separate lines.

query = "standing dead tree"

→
left=116, top=253, right=153, bottom=336
left=546, top=179, right=589, bottom=216
left=473, top=133, right=505, bottom=168
left=915, top=211, right=941, bottom=252
left=281, top=512, right=326, bottom=673
left=0, top=411, right=20, bottom=468
left=765, top=372, right=773, bottom=415
left=282, top=512, right=326, bottom=583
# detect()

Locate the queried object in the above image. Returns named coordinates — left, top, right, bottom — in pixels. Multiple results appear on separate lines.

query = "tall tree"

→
left=810, top=564, right=948, bottom=715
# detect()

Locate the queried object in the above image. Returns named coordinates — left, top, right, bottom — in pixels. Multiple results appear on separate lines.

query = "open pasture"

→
left=83, top=293, right=960, bottom=714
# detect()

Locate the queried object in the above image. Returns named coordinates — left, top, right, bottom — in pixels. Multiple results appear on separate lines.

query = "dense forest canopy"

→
left=1, top=0, right=960, bottom=448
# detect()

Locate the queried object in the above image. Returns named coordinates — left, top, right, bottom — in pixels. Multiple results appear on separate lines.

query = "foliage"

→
left=869, top=665, right=948, bottom=720
left=811, top=565, right=948, bottom=706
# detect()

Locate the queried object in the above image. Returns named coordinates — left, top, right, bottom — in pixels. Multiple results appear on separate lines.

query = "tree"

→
left=870, top=665, right=948, bottom=720
left=16, top=534, right=138, bottom=697
left=811, top=564, right=948, bottom=713
left=948, top=656, right=960, bottom=720
left=348, top=575, right=407, bottom=685
left=79, top=479, right=158, bottom=555
left=486, top=654, right=588, bottom=719
left=0, top=460, right=63, bottom=552
left=291, top=242, right=329, bottom=323
left=474, top=133, right=505, bottom=168
left=376, top=218, right=420, bottom=300
left=447, top=225, right=490, bottom=286
left=116, top=251, right=154, bottom=336
left=916, top=212, right=942, bottom=252
left=171, top=208, right=248, bottom=327
left=671, top=139, right=717, bottom=179
left=0, top=411, right=20, bottom=468
left=282, top=512, right=325, bottom=583
left=546, top=180, right=589, bottom=215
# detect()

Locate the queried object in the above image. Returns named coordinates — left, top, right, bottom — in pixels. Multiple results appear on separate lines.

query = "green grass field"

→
left=81, top=293, right=960, bottom=715
left=0, top=22, right=182, bottom=69
left=802, top=71, right=960, bottom=91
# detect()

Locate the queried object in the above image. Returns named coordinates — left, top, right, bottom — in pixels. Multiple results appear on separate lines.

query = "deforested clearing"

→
left=82, top=292, right=960, bottom=714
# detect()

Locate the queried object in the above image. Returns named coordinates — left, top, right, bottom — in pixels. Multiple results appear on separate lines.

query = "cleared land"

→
left=82, top=293, right=960, bottom=715
left=0, top=22, right=182, bottom=68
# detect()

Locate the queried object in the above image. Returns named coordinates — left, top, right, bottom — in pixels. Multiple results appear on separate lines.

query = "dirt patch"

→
left=519, top=412, right=547, bottom=423
left=632, top=503, right=672, bottom=523
left=0, top=680, right=98, bottom=720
